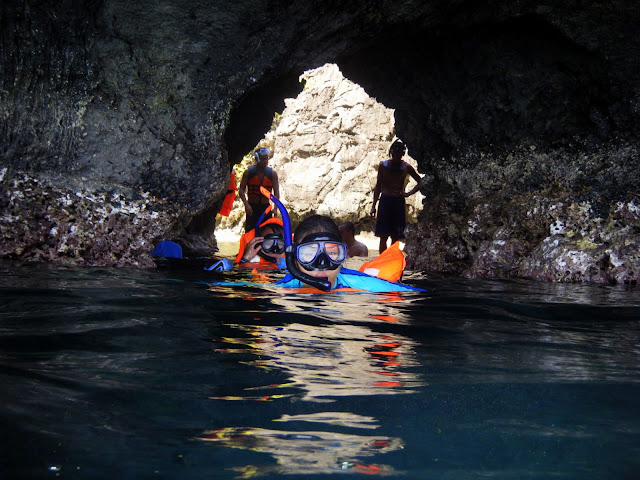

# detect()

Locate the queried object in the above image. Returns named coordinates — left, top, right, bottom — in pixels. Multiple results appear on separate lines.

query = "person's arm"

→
left=403, top=165, right=422, bottom=197
left=370, top=163, right=383, bottom=217
left=271, top=170, right=280, bottom=199
left=238, top=170, right=252, bottom=217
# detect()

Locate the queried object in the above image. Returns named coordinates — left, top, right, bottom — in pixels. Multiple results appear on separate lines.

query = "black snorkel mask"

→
left=256, top=233, right=285, bottom=263
left=261, top=233, right=285, bottom=255
left=295, top=233, right=346, bottom=271
left=254, top=206, right=283, bottom=262
left=258, top=187, right=333, bottom=291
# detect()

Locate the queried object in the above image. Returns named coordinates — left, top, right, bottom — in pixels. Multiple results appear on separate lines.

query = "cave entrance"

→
left=182, top=71, right=303, bottom=254
left=216, top=63, right=423, bottom=253
left=224, top=72, right=305, bottom=168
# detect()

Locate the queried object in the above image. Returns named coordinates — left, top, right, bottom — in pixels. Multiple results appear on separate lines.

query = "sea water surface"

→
left=1, top=256, right=639, bottom=479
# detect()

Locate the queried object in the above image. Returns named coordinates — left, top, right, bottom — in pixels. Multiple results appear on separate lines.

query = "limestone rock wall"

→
left=219, top=64, right=424, bottom=234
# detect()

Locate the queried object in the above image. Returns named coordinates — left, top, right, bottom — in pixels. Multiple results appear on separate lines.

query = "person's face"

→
left=295, top=230, right=344, bottom=286
left=259, top=226, right=284, bottom=260
left=390, top=148, right=404, bottom=161
left=257, top=154, right=269, bottom=166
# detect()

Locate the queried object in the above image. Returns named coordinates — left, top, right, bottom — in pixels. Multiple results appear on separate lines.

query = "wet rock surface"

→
left=1, top=1, right=639, bottom=282
left=404, top=144, right=640, bottom=284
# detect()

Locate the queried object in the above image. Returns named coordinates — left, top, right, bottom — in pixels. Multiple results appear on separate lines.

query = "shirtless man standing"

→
left=370, top=139, right=422, bottom=253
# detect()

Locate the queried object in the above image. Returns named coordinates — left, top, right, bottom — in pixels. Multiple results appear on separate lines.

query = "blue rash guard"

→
left=276, top=268, right=426, bottom=293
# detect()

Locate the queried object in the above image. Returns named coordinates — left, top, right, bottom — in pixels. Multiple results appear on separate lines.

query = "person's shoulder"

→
left=400, top=160, right=414, bottom=172
left=350, top=242, right=368, bottom=257
left=406, top=162, right=419, bottom=175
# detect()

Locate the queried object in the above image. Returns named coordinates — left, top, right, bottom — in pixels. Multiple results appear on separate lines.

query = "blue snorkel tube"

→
left=254, top=204, right=273, bottom=231
left=260, top=187, right=332, bottom=292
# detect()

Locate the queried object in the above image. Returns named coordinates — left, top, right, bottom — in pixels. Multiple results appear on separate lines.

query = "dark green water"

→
left=1, top=263, right=639, bottom=479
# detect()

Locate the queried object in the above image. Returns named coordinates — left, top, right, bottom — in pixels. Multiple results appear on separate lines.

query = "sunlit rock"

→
left=218, top=64, right=423, bottom=235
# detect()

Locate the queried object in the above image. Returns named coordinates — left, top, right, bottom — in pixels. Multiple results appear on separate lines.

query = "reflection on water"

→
left=201, top=286, right=425, bottom=475
left=275, top=412, right=380, bottom=429
left=218, top=322, right=423, bottom=400
left=1, top=264, right=640, bottom=479
left=198, top=425, right=403, bottom=476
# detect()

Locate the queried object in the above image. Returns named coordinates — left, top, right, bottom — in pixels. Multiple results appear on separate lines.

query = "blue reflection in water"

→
left=1, top=264, right=640, bottom=479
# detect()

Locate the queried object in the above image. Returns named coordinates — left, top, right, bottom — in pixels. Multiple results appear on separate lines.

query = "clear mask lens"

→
left=296, top=241, right=347, bottom=270
left=261, top=234, right=284, bottom=254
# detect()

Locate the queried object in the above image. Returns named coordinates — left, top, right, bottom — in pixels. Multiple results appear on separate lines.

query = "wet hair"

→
left=339, top=221, right=356, bottom=234
left=294, top=215, right=341, bottom=244
left=256, top=223, right=284, bottom=237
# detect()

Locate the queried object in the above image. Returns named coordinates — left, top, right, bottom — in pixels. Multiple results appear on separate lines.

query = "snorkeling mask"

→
left=295, top=233, right=347, bottom=271
left=260, top=233, right=285, bottom=255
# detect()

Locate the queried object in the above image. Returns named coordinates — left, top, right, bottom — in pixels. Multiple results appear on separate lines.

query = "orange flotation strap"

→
left=234, top=217, right=284, bottom=264
left=218, top=170, right=236, bottom=217
left=358, top=241, right=406, bottom=282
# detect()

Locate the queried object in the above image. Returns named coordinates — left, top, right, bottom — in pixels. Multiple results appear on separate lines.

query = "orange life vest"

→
left=247, top=166, right=274, bottom=204
left=218, top=170, right=236, bottom=216
left=358, top=241, right=406, bottom=282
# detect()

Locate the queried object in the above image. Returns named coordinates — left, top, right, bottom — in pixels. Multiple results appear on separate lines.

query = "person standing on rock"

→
left=370, top=139, right=422, bottom=253
left=239, top=147, right=280, bottom=232
left=339, top=221, right=369, bottom=257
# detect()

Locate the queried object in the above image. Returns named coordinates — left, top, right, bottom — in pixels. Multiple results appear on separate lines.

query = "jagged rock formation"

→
left=1, top=1, right=639, bottom=283
left=218, top=63, right=423, bottom=235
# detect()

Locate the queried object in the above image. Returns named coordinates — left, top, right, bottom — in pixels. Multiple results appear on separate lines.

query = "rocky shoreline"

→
left=2, top=1, right=638, bottom=284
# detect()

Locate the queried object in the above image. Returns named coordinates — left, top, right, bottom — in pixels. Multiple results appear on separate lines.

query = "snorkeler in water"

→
left=207, top=186, right=424, bottom=293
left=236, top=221, right=286, bottom=265
left=275, top=214, right=422, bottom=292
left=283, top=215, right=347, bottom=288
left=205, top=215, right=286, bottom=272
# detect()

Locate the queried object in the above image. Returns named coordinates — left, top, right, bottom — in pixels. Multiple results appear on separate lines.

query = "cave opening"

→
left=213, top=60, right=425, bottom=248
left=184, top=71, right=306, bottom=248
left=224, top=71, right=305, bottom=167
left=201, top=12, right=613, bottom=250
